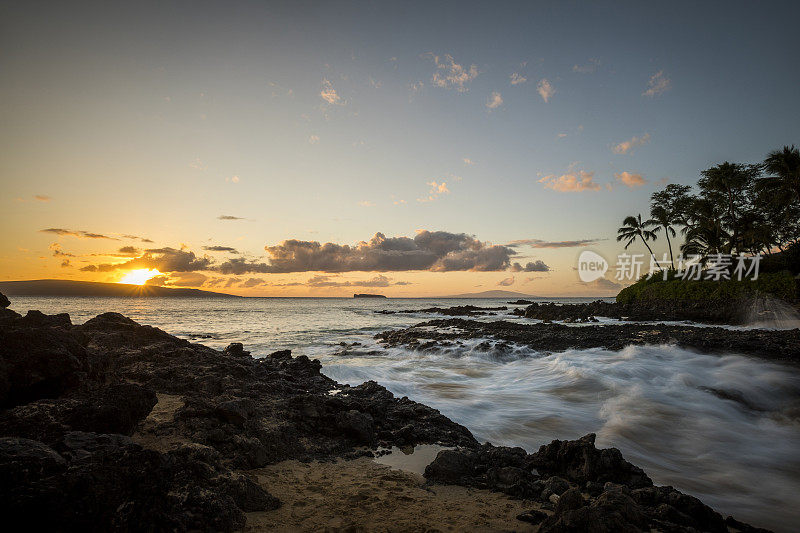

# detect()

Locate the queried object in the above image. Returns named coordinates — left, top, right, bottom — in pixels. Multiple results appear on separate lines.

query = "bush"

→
left=616, top=270, right=798, bottom=304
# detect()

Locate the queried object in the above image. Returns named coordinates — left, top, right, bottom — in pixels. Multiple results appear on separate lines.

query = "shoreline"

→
left=0, top=292, right=785, bottom=531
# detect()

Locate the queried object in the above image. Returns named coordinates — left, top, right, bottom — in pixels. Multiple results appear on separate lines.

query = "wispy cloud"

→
left=509, top=72, right=527, bottom=85
left=225, top=175, right=240, bottom=183
left=463, top=158, right=475, bottom=166
left=306, top=274, right=408, bottom=288
left=572, top=58, right=599, bottom=73
left=218, top=215, right=245, bottom=220
left=308, top=134, right=320, bottom=144
left=643, top=70, right=671, bottom=97
left=34, top=195, right=51, bottom=202
left=486, top=91, right=503, bottom=110
left=507, top=238, right=601, bottom=248
left=417, top=181, right=450, bottom=202
left=358, top=200, right=375, bottom=207
left=423, top=53, right=479, bottom=92
left=40, top=228, right=120, bottom=240
left=612, top=133, right=650, bottom=154
left=537, top=79, right=555, bottom=103
left=615, top=171, right=647, bottom=188
left=497, top=276, right=515, bottom=286
left=203, top=245, right=239, bottom=253
left=320, top=78, right=345, bottom=105
left=539, top=169, right=600, bottom=192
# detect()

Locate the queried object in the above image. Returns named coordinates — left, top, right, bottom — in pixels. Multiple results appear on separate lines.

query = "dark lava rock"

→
left=377, top=317, right=800, bottom=362
left=376, top=305, right=508, bottom=317
left=0, top=322, right=89, bottom=407
left=224, top=342, right=250, bottom=357
left=532, top=433, right=652, bottom=489
left=0, top=383, right=157, bottom=444
left=0, top=291, right=10, bottom=308
left=517, top=297, right=790, bottom=326
left=0, top=432, right=278, bottom=532
left=425, top=434, right=748, bottom=533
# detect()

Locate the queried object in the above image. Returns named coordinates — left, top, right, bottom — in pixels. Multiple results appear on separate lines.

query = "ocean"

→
left=8, top=295, right=800, bottom=531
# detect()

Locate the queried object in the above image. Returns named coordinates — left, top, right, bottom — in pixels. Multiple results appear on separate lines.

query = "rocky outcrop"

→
left=0, top=432, right=278, bottom=531
left=1, top=300, right=476, bottom=530
left=376, top=305, right=508, bottom=316
left=425, top=434, right=740, bottom=533
left=377, top=318, right=800, bottom=362
left=516, top=297, right=798, bottom=325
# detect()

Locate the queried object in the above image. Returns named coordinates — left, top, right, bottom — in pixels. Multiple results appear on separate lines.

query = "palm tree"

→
left=650, top=205, right=676, bottom=269
left=760, top=145, right=800, bottom=205
left=698, top=162, right=758, bottom=254
left=617, top=214, right=660, bottom=269
left=680, top=198, right=729, bottom=258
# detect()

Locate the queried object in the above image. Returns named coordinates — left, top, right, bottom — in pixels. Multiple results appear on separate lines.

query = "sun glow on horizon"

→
left=118, top=268, right=162, bottom=285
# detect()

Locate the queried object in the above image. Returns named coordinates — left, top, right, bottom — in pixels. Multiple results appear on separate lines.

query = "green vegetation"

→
left=617, top=271, right=798, bottom=304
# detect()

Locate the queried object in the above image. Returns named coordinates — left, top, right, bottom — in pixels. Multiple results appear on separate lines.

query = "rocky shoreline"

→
left=376, top=318, right=800, bottom=363
left=0, top=292, right=779, bottom=531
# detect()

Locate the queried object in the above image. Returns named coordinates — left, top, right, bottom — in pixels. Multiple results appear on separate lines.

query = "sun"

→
left=118, top=268, right=162, bottom=285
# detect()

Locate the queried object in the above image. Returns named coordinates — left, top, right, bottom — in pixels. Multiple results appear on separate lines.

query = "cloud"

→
left=486, top=91, right=503, bottom=110
left=358, top=201, right=375, bottom=207
left=34, top=195, right=51, bottom=202
left=40, top=228, right=119, bottom=240
left=306, top=274, right=405, bottom=288
left=216, top=257, right=272, bottom=275
left=572, top=58, right=599, bottom=74
left=203, top=245, right=239, bottom=253
left=148, top=272, right=209, bottom=288
left=240, top=277, right=266, bottom=288
left=117, top=246, right=140, bottom=256
left=423, top=53, right=478, bottom=92
left=615, top=171, right=647, bottom=188
left=60, top=259, right=71, bottom=268
left=320, top=78, right=344, bottom=105
left=81, top=247, right=212, bottom=273
left=119, top=234, right=153, bottom=243
left=510, top=260, right=550, bottom=272
left=417, top=181, right=450, bottom=203
left=225, top=175, right=240, bottom=183
left=463, top=158, right=475, bottom=166
left=49, top=242, right=74, bottom=257
left=189, top=158, right=207, bottom=170
left=509, top=72, right=527, bottom=85
left=507, top=238, right=601, bottom=248
left=612, top=133, right=650, bottom=155
left=643, top=70, right=671, bottom=97
left=497, top=276, right=515, bottom=286
left=539, top=170, right=600, bottom=192
left=537, top=79, right=555, bottom=102
left=218, top=215, right=245, bottom=220
left=217, top=230, right=517, bottom=274
left=309, top=135, right=320, bottom=144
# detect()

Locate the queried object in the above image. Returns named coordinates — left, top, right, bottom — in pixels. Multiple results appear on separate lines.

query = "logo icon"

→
left=577, top=250, right=608, bottom=282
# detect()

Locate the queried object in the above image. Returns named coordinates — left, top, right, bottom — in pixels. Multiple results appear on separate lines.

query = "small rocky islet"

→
left=0, top=292, right=783, bottom=531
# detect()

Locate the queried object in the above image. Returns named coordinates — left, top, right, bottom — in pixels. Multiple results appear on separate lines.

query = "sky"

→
left=1, top=0, right=798, bottom=296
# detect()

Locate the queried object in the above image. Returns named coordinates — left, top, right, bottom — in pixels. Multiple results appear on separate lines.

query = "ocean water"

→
left=7, top=296, right=800, bottom=531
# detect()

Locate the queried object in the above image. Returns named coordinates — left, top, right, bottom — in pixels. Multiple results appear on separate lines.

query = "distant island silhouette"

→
left=353, top=293, right=387, bottom=298
left=0, top=279, right=241, bottom=298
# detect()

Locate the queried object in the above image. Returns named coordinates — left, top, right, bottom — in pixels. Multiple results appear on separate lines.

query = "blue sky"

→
left=1, top=1, right=798, bottom=295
